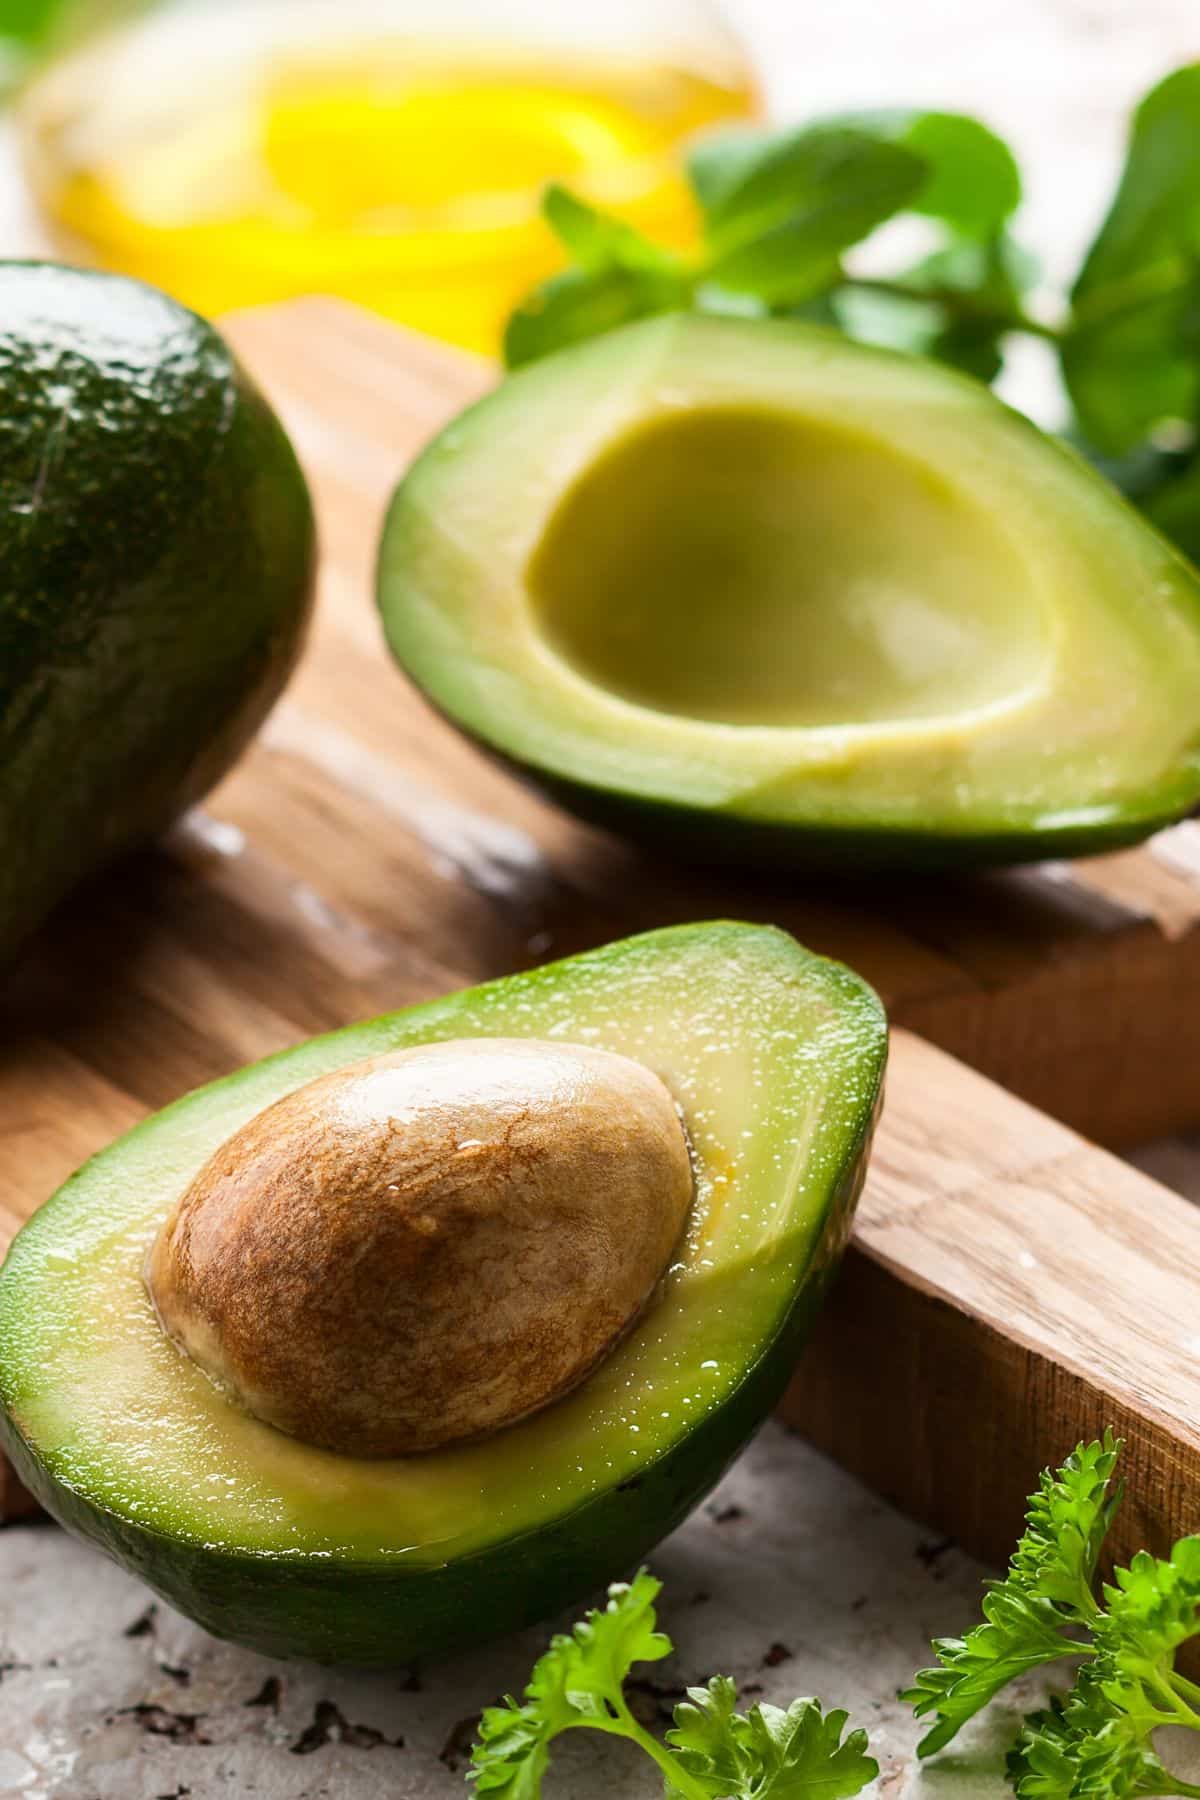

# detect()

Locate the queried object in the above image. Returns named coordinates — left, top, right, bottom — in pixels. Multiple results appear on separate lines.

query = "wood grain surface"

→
left=3, top=299, right=1200, bottom=1570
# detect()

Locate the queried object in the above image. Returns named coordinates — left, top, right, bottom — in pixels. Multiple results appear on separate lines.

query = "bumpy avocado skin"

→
left=0, top=1149, right=866, bottom=1664
left=0, top=263, right=315, bottom=958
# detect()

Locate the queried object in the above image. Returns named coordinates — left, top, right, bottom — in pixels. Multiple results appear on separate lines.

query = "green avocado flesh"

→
left=0, top=262, right=315, bottom=959
left=0, top=924, right=884, bottom=1665
left=378, top=313, right=1200, bottom=867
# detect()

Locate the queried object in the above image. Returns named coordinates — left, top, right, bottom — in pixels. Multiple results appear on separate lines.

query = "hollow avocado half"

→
left=0, top=262, right=315, bottom=960
left=0, top=922, right=885, bottom=1666
left=378, top=313, right=1200, bottom=868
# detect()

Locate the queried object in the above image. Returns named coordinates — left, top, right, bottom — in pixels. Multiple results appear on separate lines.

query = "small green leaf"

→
left=667, top=1683, right=877, bottom=1799
left=469, top=1571, right=671, bottom=1796
left=689, top=126, right=926, bottom=306
left=667, top=1676, right=747, bottom=1796
left=540, top=185, right=678, bottom=274
left=1138, top=450, right=1200, bottom=565
left=1066, top=64, right=1200, bottom=454
left=836, top=234, right=1038, bottom=379
left=905, top=1436, right=1122, bottom=1757
left=900, top=112, right=1022, bottom=235
left=835, top=108, right=1022, bottom=236
left=503, top=264, right=688, bottom=369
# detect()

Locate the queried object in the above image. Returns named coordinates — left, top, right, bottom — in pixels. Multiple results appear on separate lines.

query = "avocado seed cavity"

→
left=144, top=1037, right=694, bottom=1457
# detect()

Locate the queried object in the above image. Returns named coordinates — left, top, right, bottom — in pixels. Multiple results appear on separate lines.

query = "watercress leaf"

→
left=686, top=126, right=775, bottom=218
left=837, top=107, right=1021, bottom=235
left=832, top=285, right=943, bottom=357
left=469, top=1571, right=671, bottom=1796
left=905, top=232, right=1038, bottom=308
left=1066, top=65, right=1200, bottom=453
left=1063, top=272, right=1200, bottom=457
left=1073, top=65, right=1200, bottom=301
left=503, top=263, right=688, bottom=368
left=690, top=125, right=926, bottom=304
left=540, top=184, right=679, bottom=273
left=834, top=234, right=1036, bottom=380
left=901, top=111, right=1021, bottom=235
left=929, top=316, right=1006, bottom=383
left=1139, top=449, right=1200, bottom=565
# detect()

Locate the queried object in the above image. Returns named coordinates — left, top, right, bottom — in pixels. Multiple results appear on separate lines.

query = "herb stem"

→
left=1168, top=1669, right=1200, bottom=1713
left=838, top=274, right=1062, bottom=342
left=611, top=1701, right=710, bottom=1800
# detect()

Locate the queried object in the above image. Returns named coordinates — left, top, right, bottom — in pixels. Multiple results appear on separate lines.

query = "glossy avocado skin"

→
left=433, top=706, right=1196, bottom=873
left=0, top=1190, right=863, bottom=1665
left=0, top=262, right=315, bottom=958
left=0, top=922, right=885, bottom=1666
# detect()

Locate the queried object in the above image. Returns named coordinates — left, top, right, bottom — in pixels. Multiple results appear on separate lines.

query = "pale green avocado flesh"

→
left=0, top=924, right=885, bottom=1664
left=378, top=314, right=1200, bottom=865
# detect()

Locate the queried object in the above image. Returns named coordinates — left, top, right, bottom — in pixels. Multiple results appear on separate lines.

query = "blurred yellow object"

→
left=18, top=1, right=757, bottom=350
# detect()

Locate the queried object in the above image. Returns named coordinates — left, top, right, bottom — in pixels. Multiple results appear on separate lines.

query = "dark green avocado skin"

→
left=416, top=697, right=1193, bottom=873
left=0, top=1106, right=873, bottom=1666
left=0, top=262, right=315, bottom=958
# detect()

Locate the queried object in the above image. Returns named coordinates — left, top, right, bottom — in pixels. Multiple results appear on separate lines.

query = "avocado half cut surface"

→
left=378, top=313, right=1200, bottom=868
left=0, top=923, right=885, bottom=1666
left=0, top=262, right=315, bottom=960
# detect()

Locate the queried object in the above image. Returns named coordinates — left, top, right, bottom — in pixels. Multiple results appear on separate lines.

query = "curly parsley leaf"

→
left=470, top=1573, right=875, bottom=1800
left=911, top=1437, right=1200, bottom=1799
left=904, top=1434, right=1122, bottom=1756
left=666, top=1678, right=878, bottom=1799
left=1009, top=1683, right=1199, bottom=1799
left=470, top=1570, right=670, bottom=1795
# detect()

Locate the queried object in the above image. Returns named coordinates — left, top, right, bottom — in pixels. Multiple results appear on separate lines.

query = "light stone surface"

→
left=0, top=1426, right=1078, bottom=1799
left=5, top=2, right=1200, bottom=1796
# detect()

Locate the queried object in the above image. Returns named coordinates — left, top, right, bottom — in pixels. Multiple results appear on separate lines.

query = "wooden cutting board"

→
left=3, top=298, right=1200, bottom=1576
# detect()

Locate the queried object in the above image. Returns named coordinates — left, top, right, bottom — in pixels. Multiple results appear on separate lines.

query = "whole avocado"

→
left=0, top=262, right=315, bottom=958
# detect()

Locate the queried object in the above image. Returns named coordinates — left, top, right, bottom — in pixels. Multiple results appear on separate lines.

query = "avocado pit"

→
left=143, top=1037, right=693, bottom=1457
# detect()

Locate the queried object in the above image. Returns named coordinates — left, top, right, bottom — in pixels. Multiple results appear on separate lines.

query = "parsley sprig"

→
left=906, top=1434, right=1200, bottom=1798
left=507, top=66, right=1200, bottom=566
left=470, top=1570, right=877, bottom=1799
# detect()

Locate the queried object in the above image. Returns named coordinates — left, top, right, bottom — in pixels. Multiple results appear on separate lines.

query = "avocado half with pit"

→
left=378, top=313, right=1200, bottom=867
left=0, top=922, right=885, bottom=1665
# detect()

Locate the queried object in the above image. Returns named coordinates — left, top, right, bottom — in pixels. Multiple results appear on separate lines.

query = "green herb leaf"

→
left=687, top=125, right=926, bottom=305
left=902, top=111, right=1022, bottom=235
left=836, top=233, right=1038, bottom=379
left=469, top=1570, right=670, bottom=1795
left=1138, top=450, right=1200, bottom=564
left=667, top=1680, right=879, bottom=1799
left=503, top=263, right=689, bottom=369
left=835, top=108, right=1021, bottom=236
left=1009, top=1666, right=1200, bottom=1800
left=1095, top=1537, right=1200, bottom=1692
left=904, top=1435, right=1121, bottom=1756
left=1066, top=64, right=1200, bottom=454
left=540, top=185, right=679, bottom=274
left=470, top=1573, right=874, bottom=1800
